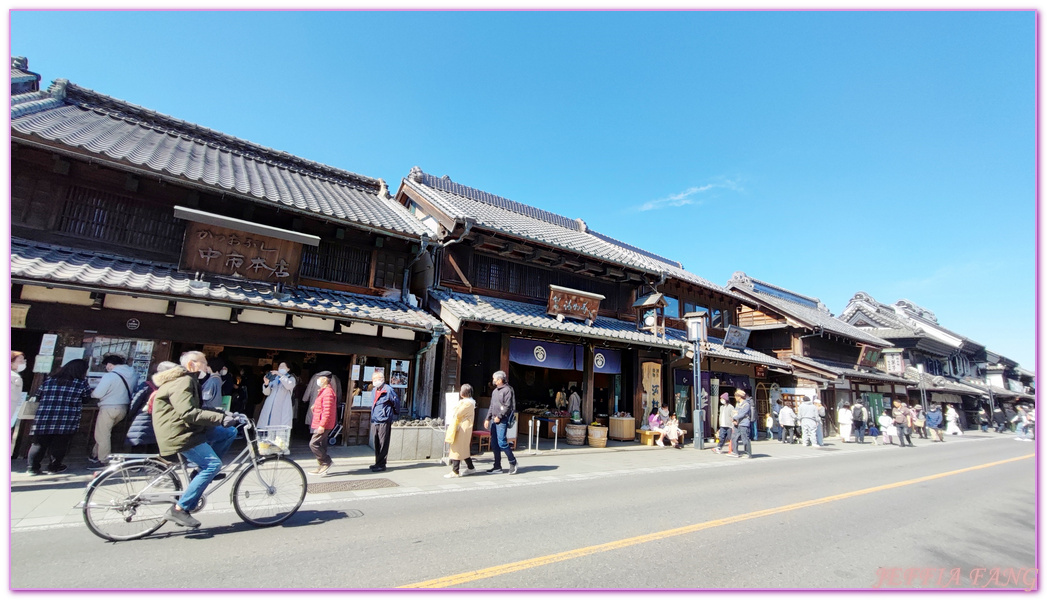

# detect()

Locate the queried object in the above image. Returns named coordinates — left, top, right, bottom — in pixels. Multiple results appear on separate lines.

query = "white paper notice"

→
left=38, top=334, right=58, bottom=357
left=351, top=365, right=361, bottom=381
left=61, top=347, right=85, bottom=366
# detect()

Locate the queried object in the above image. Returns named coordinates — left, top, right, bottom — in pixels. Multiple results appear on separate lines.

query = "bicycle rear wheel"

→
left=231, top=456, right=307, bottom=526
left=83, top=460, right=181, bottom=541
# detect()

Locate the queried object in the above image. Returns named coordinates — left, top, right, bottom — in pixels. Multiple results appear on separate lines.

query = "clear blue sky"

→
left=11, top=10, right=1036, bottom=368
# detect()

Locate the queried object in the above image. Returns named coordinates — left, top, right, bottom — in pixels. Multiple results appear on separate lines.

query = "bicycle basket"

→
left=256, top=426, right=291, bottom=455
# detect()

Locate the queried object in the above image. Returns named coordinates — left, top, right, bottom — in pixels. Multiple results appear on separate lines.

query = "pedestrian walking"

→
left=978, top=407, right=989, bottom=432
left=925, top=404, right=945, bottom=442
left=1012, top=406, right=1033, bottom=441
left=89, top=354, right=137, bottom=466
left=26, top=359, right=92, bottom=475
left=259, top=362, right=296, bottom=429
left=713, top=393, right=735, bottom=454
left=308, top=371, right=336, bottom=477
left=851, top=400, right=867, bottom=444
left=892, top=400, right=914, bottom=447
left=877, top=409, right=895, bottom=445
left=945, top=405, right=963, bottom=436
left=838, top=404, right=853, bottom=443
left=200, top=363, right=224, bottom=410
left=778, top=401, right=797, bottom=444
left=11, top=351, right=26, bottom=431
left=911, top=405, right=928, bottom=439
left=798, top=397, right=821, bottom=447
left=303, top=371, right=343, bottom=430
left=444, top=384, right=478, bottom=477
left=764, top=413, right=774, bottom=442
left=814, top=398, right=826, bottom=446
left=125, top=361, right=173, bottom=453
left=730, top=390, right=753, bottom=458
left=993, top=406, right=1008, bottom=433
left=484, top=371, right=519, bottom=474
left=369, top=371, right=400, bottom=472
left=771, top=399, right=782, bottom=441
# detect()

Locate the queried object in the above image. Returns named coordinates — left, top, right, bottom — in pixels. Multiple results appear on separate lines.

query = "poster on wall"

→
left=390, top=360, right=410, bottom=389
left=38, top=334, right=58, bottom=357
left=33, top=355, right=54, bottom=374
left=351, top=365, right=361, bottom=382
left=61, top=347, right=85, bottom=366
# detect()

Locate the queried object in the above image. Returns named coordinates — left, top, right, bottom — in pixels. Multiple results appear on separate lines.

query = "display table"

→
left=608, top=416, right=635, bottom=441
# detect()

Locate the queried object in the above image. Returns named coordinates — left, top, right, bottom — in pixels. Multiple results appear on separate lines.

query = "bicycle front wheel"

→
left=83, top=460, right=181, bottom=541
left=231, top=456, right=307, bottom=526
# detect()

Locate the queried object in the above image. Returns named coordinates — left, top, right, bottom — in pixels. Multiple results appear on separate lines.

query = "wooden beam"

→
left=583, top=344, right=595, bottom=424
left=500, top=333, right=511, bottom=380
left=446, top=253, right=473, bottom=291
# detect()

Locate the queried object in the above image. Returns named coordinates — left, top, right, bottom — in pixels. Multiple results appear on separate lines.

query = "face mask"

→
left=316, top=380, right=325, bottom=388
left=198, top=370, right=209, bottom=380
left=220, top=369, right=228, bottom=376
left=14, top=363, right=25, bottom=373
left=278, top=368, right=288, bottom=376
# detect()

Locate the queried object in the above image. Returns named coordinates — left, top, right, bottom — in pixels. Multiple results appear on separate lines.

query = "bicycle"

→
left=81, top=416, right=307, bottom=541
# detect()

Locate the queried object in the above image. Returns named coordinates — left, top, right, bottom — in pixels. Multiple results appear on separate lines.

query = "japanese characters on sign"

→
left=856, top=345, right=883, bottom=369
left=547, top=285, right=604, bottom=322
left=180, top=222, right=303, bottom=283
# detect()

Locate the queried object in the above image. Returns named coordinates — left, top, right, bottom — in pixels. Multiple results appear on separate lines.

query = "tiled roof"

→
left=11, top=57, right=40, bottom=84
left=903, top=367, right=987, bottom=396
left=958, top=378, right=1035, bottom=401
left=727, top=274, right=891, bottom=347
left=789, top=355, right=912, bottom=385
left=11, top=238, right=440, bottom=331
left=11, top=80, right=429, bottom=239
left=841, top=292, right=985, bottom=352
left=430, top=290, right=789, bottom=368
left=403, top=170, right=745, bottom=301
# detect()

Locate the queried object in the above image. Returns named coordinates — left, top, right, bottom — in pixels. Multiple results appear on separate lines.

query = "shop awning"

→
left=12, top=238, right=442, bottom=332
left=430, top=289, right=683, bottom=350
left=788, top=355, right=912, bottom=386
left=676, top=334, right=791, bottom=369
left=903, top=367, right=987, bottom=396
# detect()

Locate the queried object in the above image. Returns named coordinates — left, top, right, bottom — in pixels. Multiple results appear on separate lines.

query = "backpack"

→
left=852, top=406, right=864, bottom=423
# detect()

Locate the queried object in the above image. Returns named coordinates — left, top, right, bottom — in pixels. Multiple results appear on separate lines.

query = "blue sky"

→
left=10, top=10, right=1036, bottom=367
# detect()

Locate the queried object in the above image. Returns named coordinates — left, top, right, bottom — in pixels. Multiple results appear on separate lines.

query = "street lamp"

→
left=917, top=363, right=928, bottom=412
left=684, top=310, right=709, bottom=450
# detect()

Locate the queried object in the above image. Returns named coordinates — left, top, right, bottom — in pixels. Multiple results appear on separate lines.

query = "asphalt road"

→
left=10, top=436, right=1035, bottom=590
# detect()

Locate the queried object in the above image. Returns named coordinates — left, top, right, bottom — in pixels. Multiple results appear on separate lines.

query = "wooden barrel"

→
left=565, top=423, right=587, bottom=445
left=587, top=426, right=608, bottom=448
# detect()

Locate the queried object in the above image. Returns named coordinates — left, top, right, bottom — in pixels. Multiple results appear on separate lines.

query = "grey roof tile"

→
left=727, top=273, right=891, bottom=347
left=431, top=289, right=788, bottom=368
left=789, top=355, right=911, bottom=385
left=11, top=80, right=429, bottom=239
left=903, top=367, right=987, bottom=396
left=11, top=238, right=440, bottom=331
left=404, top=171, right=745, bottom=301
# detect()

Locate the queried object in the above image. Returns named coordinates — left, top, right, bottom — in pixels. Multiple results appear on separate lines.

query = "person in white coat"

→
left=259, top=362, right=296, bottom=430
left=945, top=405, right=963, bottom=436
left=11, top=351, right=26, bottom=430
left=838, top=404, right=853, bottom=443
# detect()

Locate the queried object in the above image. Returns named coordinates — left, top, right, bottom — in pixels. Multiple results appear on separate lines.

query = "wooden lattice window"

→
left=300, top=241, right=370, bottom=286
left=57, top=185, right=184, bottom=253
left=373, top=250, right=406, bottom=289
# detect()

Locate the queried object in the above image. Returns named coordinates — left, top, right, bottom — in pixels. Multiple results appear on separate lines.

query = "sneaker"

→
left=25, top=469, right=41, bottom=476
left=485, top=467, right=504, bottom=474
left=165, top=506, right=201, bottom=529
left=813, top=444, right=823, bottom=448
left=370, top=466, right=387, bottom=472
left=45, top=464, right=68, bottom=475
left=656, top=439, right=665, bottom=447
left=461, top=468, right=476, bottom=476
left=509, top=463, right=518, bottom=475
left=727, top=453, right=741, bottom=458
left=712, top=448, right=722, bottom=454
left=87, top=457, right=103, bottom=467
left=444, top=472, right=460, bottom=478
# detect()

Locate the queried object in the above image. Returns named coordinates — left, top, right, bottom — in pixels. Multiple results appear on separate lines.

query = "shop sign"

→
left=856, top=345, right=883, bottom=369
left=722, top=325, right=752, bottom=350
left=11, top=304, right=29, bottom=329
left=883, top=351, right=904, bottom=374
left=126, top=319, right=141, bottom=331
left=755, top=365, right=767, bottom=378
left=180, top=221, right=303, bottom=283
left=642, top=362, right=662, bottom=407
left=547, top=285, right=604, bottom=323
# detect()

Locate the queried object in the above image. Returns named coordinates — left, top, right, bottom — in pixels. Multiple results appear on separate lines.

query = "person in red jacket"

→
left=308, top=371, right=337, bottom=477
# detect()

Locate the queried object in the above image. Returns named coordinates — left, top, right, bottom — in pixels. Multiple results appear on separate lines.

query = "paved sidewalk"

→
left=9, top=430, right=1008, bottom=532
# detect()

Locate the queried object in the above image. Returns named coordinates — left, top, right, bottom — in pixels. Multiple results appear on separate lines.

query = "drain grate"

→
left=307, top=478, right=398, bottom=494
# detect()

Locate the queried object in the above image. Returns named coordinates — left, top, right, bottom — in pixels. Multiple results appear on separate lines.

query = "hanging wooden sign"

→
left=547, top=285, right=604, bottom=324
left=180, top=222, right=304, bottom=283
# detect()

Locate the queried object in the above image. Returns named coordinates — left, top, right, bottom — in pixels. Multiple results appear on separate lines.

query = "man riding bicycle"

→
left=152, top=351, right=239, bottom=528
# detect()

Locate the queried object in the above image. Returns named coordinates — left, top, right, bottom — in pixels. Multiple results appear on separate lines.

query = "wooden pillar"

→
left=583, top=344, right=595, bottom=424
left=341, top=354, right=357, bottom=446
left=632, top=353, right=643, bottom=430
left=417, top=342, right=437, bottom=418
left=500, top=333, right=510, bottom=379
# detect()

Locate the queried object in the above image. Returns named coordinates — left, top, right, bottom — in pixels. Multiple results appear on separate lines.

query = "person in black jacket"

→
left=483, top=371, right=519, bottom=475
left=369, top=371, right=400, bottom=472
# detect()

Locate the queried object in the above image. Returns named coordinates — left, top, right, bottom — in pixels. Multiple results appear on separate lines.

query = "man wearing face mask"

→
left=151, top=351, right=240, bottom=529
left=89, top=355, right=138, bottom=466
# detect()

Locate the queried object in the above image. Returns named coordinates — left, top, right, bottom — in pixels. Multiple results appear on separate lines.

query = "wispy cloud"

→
left=635, top=179, right=742, bottom=212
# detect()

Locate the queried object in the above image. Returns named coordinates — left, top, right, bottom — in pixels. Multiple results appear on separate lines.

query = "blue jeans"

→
left=178, top=426, right=236, bottom=511
left=853, top=422, right=865, bottom=444
left=490, top=421, right=516, bottom=469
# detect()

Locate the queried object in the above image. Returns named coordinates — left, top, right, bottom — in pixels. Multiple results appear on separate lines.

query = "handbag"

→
left=914, top=418, right=926, bottom=428
left=16, top=396, right=38, bottom=419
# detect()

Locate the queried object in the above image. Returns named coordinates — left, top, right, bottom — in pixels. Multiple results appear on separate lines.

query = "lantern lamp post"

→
left=684, top=311, right=709, bottom=450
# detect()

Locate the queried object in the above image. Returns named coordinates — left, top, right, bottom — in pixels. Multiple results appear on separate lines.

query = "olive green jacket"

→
left=151, top=366, right=225, bottom=456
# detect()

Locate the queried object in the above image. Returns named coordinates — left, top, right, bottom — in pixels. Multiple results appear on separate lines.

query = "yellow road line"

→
left=401, top=453, right=1034, bottom=589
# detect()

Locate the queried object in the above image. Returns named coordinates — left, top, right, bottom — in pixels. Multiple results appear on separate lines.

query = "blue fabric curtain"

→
left=509, top=338, right=622, bottom=374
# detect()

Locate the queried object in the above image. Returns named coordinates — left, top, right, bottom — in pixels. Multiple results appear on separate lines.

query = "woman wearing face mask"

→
left=308, top=372, right=336, bottom=476
left=259, top=362, right=296, bottom=429
left=11, top=351, right=27, bottom=430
